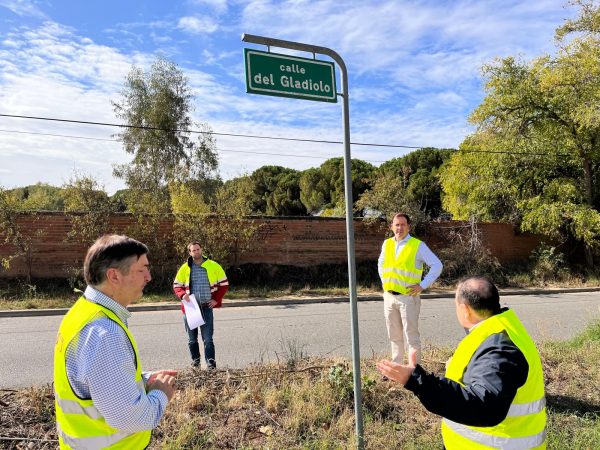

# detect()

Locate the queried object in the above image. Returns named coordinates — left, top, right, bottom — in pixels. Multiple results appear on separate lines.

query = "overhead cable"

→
left=0, top=113, right=422, bottom=149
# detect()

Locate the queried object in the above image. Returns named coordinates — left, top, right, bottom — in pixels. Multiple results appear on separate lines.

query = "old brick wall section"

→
left=0, top=213, right=542, bottom=278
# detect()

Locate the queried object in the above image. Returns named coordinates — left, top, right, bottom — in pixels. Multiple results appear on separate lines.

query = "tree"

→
left=10, top=183, right=65, bottom=211
left=299, top=167, right=327, bottom=214
left=0, top=187, right=41, bottom=282
left=112, top=57, right=220, bottom=214
left=63, top=173, right=115, bottom=244
left=440, top=0, right=600, bottom=264
left=377, top=147, right=454, bottom=217
left=355, top=173, right=427, bottom=226
left=62, top=173, right=117, bottom=288
left=267, top=171, right=306, bottom=216
left=299, top=157, right=376, bottom=216
left=171, top=175, right=262, bottom=267
left=249, top=166, right=305, bottom=215
left=112, top=57, right=221, bottom=284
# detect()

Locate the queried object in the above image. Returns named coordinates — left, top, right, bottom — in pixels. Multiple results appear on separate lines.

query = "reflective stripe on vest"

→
left=443, top=419, right=547, bottom=449
left=57, top=423, right=137, bottom=450
left=56, top=380, right=146, bottom=420
left=441, top=309, right=546, bottom=450
left=507, top=398, right=546, bottom=417
left=381, top=237, right=423, bottom=295
left=54, top=297, right=151, bottom=449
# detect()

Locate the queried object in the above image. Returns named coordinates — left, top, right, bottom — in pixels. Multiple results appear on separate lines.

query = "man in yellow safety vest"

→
left=378, top=213, right=443, bottom=365
left=173, top=241, right=229, bottom=369
left=54, top=235, right=178, bottom=449
left=377, top=276, right=546, bottom=449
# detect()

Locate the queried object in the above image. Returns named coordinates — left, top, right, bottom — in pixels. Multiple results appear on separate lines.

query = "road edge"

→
left=2, top=286, right=600, bottom=318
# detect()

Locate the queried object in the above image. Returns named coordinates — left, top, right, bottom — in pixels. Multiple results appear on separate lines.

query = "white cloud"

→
left=240, top=0, right=570, bottom=77
left=0, top=0, right=45, bottom=18
left=190, top=0, right=228, bottom=14
left=177, top=16, right=219, bottom=34
left=0, top=22, right=154, bottom=191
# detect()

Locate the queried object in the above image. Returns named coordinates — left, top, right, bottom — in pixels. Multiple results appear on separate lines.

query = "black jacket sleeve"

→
left=404, top=331, right=529, bottom=427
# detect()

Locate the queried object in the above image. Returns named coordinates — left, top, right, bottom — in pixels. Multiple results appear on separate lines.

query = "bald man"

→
left=377, top=277, right=547, bottom=450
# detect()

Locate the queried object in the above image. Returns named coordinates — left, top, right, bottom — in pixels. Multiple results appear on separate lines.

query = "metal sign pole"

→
left=242, top=33, right=364, bottom=449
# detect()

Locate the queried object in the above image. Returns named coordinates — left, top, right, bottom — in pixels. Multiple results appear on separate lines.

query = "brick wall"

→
left=0, top=212, right=543, bottom=279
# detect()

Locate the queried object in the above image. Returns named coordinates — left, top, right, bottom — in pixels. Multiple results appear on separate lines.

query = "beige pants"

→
left=383, top=291, right=422, bottom=364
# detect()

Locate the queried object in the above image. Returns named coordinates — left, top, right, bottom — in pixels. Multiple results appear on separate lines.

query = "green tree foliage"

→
left=440, top=0, right=600, bottom=262
left=110, top=189, right=129, bottom=212
left=299, top=157, right=376, bottom=216
left=298, top=167, right=327, bottom=214
left=112, top=57, right=220, bottom=214
left=376, top=147, right=454, bottom=217
left=0, top=187, right=42, bottom=282
left=354, top=173, right=427, bottom=226
left=62, top=173, right=115, bottom=244
left=9, top=183, right=64, bottom=211
left=171, top=175, right=262, bottom=267
left=62, top=173, right=117, bottom=288
left=111, top=57, right=222, bottom=283
left=250, top=166, right=306, bottom=216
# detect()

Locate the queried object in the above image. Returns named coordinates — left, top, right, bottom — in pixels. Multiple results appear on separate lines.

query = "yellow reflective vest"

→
left=54, top=297, right=151, bottom=449
left=173, top=257, right=228, bottom=303
left=381, top=237, right=423, bottom=295
left=441, top=309, right=546, bottom=449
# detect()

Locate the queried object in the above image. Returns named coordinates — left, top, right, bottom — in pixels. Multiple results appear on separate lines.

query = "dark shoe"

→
left=191, top=359, right=201, bottom=368
left=381, top=375, right=389, bottom=381
left=207, top=359, right=216, bottom=370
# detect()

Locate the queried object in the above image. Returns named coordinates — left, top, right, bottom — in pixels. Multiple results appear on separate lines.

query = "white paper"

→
left=182, top=294, right=205, bottom=329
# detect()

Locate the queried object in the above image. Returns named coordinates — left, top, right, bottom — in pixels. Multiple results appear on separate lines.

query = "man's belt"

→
left=387, top=290, right=401, bottom=295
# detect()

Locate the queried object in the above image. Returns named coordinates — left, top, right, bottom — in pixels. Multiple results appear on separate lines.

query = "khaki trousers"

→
left=383, top=291, right=422, bottom=364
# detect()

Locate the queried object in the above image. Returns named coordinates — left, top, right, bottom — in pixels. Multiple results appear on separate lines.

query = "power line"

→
left=0, top=113, right=422, bottom=149
left=0, top=111, right=574, bottom=160
left=0, top=129, right=114, bottom=142
left=0, top=127, right=571, bottom=160
left=0, top=129, right=383, bottom=162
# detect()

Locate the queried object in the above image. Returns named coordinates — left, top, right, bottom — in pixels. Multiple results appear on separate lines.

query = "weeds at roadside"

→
left=2, top=322, right=599, bottom=449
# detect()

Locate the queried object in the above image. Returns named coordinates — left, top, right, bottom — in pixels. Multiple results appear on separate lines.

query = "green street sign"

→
left=244, top=48, right=337, bottom=103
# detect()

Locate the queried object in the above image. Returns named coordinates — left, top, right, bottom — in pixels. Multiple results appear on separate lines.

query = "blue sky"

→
left=0, top=0, right=574, bottom=193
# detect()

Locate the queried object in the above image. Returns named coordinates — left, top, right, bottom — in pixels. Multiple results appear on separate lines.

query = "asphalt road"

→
left=1, top=291, right=599, bottom=389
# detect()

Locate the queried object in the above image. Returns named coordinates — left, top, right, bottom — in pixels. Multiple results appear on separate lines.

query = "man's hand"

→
left=407, top=284, right=423, bottom=297
left=182, top=293, right=190, bottom=302
left=208, top=299, right=217, bottom=308
left=147, top=370, right=178, bottom=401
left=376, top=348, right=418, bottom=385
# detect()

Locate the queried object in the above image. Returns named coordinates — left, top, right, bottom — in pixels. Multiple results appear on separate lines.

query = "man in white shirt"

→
left=378, top=213, right=443, bottom=365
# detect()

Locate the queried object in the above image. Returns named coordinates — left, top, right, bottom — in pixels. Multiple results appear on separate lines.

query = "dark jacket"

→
left=405, top=329, right=529, bottom=427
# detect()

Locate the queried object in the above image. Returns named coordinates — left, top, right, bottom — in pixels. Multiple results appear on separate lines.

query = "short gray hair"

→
left=83, top=235, right=148, bottom=286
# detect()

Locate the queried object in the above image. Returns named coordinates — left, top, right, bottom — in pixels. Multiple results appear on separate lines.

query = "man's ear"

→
left=105, top=267, right=120, bottom=284
left=463, top=303, right=484, bottom=326
left=457, top=302, right=468, bottom=319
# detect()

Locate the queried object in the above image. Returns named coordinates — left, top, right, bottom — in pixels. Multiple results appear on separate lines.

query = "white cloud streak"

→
left=0, top=0, right=46, bottom=18
left=178, top=16, right=219, bottom=34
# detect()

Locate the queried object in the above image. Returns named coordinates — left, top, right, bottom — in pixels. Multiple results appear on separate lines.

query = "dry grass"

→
left=1, top=324, right=599, bottom=449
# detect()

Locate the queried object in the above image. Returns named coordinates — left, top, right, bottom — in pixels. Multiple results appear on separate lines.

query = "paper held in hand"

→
left=183, top=294, right=205, bottom=329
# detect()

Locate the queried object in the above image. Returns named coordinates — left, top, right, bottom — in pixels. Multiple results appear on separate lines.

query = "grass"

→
left=0, top=285, right=385, bottom=311
left=1, top=321, right=599, bottom=449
